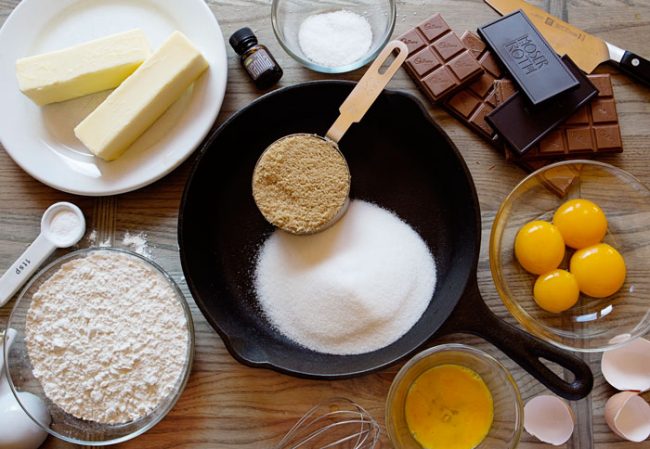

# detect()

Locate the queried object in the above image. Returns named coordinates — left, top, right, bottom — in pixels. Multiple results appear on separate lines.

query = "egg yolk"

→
left=570, top=243, right=626, bottom=298
left=404, top=364, right=493, bottom=449
left=515, top=221, right=565, bottom=275
left=533, top=269, right=580, bottom=313
left=553, top=199, right=607, bottom=249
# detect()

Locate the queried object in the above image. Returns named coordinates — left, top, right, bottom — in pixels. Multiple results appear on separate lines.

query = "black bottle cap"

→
left=229, top=27, right=258, bottom=55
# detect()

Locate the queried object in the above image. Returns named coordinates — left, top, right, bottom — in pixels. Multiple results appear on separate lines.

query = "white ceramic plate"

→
left=0, top=0, right=227, bottom=196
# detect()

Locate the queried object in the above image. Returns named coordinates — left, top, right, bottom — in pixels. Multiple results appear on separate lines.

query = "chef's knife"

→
left=484, top=0, right=650, bottom=86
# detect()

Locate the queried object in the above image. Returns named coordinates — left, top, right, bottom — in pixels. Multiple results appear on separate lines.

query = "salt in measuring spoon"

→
left=252, top=40, right=408, bottom=234
left=0, top=202, right=85, bottom=306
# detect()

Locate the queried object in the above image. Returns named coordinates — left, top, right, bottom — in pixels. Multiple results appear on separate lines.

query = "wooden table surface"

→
left=1, top=0, right=649, bottom=448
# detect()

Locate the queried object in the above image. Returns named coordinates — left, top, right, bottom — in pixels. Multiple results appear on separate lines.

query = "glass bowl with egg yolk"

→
left=490, top=160, right=650, bottom=352
left=386, top=344, right=523, bottom=449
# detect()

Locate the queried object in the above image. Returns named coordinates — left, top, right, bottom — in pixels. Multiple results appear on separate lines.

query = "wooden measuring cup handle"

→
left=325, top=40, right=409, bottom=143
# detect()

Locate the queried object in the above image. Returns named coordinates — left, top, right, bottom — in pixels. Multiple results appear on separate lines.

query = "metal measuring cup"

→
left=252, top=40, right=409, bottom=234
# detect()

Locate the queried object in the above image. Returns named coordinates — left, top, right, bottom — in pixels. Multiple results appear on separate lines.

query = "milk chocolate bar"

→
left=398, top=14, right=484, bottom=101
left=486, top=56, right=598, bottom=155
left=494, top=74, right=622, bottom=161
left=477, top=10, right=579, bottom=105
left=442, top=31, right=504, bottom=143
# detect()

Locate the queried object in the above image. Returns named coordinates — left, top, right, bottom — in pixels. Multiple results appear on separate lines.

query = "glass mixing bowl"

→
left=3, top=248, right=195, bottom=446
left=271, top=0, right=396, bottom=73
left=490, top=160, right=650, bottom=352
left=386, top=344, right=523, bottom=449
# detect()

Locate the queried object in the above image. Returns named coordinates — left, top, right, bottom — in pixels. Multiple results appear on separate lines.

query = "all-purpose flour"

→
left=254, top=200, right=436, bottom=355
left=25, top=251, right=189, bottom=424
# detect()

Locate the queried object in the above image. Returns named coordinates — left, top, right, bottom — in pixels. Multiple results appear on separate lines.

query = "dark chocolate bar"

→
left=442, top=31, right=504, bottom=142
left=478, top=10, right=579, bottom=105
left=485, top=55, right=598, bottom=155
left=495, top=74, right=622, bottom=160
left=398, top=14, right=484, bottom=101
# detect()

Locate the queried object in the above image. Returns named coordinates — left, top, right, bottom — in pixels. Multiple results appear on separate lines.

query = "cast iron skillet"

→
left=178, top=81, right=593, bottom=400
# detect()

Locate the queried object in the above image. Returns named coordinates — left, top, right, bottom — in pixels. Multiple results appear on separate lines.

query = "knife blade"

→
left=484, top=0, right=650, bottom=86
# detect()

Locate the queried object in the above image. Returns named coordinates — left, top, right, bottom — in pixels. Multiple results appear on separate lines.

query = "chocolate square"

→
left=591, top=98, right=618, bottom=123
left=538, top=131, right=565, bottom=154
left=449, top=51, right=482, bottom=80
left=567, top=128, right=594, bottom=150
left=399, top=29, right=426, bottom=53
left=478, top=52, right=501, bottom=78
left=462, top=30, right=486, bottom=57
left=472, top=104, right=496, bottom=135
left=595, top=125, right=623, bottom=149
left=564, top=106, right=589, bottom=125
left=418, top=14, right=449, bottom=41
left=589, top=74, right=613, bottom=96
left=407, top=47, right=442, bottom=77
left=494, top=78, right=518, bottom=103
left=447, top=90, right=481, bottom=118
left=469, top=72, right=496, bottom=97
left=424, top=67, right=456, bottom=97
left=433, top=33, right=464, bottom=60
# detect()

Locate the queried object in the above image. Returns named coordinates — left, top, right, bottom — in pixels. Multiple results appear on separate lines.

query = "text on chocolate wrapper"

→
left=504, top=35, right=549, bottom=74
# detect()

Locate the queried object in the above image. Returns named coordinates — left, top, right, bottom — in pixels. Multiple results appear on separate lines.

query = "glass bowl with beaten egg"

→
left=386, top=344, right=523, bottom=449
left=490, top=160, right=650, bottom=352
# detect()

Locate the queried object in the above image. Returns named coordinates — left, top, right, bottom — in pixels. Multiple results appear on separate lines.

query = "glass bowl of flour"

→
left=4, top=248, right=194, bottom=445
left=271, top=0, right=396, bottom=73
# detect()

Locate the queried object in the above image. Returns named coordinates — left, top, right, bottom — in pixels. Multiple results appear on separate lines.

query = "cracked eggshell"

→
left=523, top=395, right=575, bottom=446
left=605, top=391, right=650, bottom=442
left=601, top=337, right=650, bottom=392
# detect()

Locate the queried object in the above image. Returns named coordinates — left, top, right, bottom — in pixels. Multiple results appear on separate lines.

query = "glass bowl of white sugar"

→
left=3, top=248, right=195, bottom=446
left=271, top=0, right=396, bottom=73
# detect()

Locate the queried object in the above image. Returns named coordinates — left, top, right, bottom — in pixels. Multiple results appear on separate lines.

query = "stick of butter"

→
left=74, top=31, right=209, bottom=161
left=16, top=29, right=151, bottom=106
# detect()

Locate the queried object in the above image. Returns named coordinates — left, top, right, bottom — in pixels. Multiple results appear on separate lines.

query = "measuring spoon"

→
left=0, top=202, right=85, bottom=307
left=252, top=40, right=409, bottom=234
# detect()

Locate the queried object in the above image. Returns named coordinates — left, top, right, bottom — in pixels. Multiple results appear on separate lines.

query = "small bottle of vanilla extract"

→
left=229, top=28, right=283, bottom=89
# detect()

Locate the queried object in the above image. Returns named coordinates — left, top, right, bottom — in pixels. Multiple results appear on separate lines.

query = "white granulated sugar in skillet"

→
left=26, top=250, right=189, bottom=424
left=254, top=200, right=436, bottom=355
left=298, top=10, right=373, bottom=67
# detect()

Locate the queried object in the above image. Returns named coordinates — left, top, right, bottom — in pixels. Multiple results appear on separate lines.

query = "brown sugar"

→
left=252, top=134, right=351, bottom=234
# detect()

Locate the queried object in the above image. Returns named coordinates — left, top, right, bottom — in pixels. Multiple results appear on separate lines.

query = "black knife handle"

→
left=619, top=51, right=650, bottom=87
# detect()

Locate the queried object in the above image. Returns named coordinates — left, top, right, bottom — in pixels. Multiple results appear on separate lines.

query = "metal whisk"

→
left=274, top=397, right=381, bottom=449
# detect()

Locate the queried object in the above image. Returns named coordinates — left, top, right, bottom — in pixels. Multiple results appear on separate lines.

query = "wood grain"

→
left=1, top=0, right=650, bottom=448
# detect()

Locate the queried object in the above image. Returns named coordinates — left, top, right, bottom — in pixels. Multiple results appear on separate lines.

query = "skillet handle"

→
left=438, top=279, right=593, bottom=401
